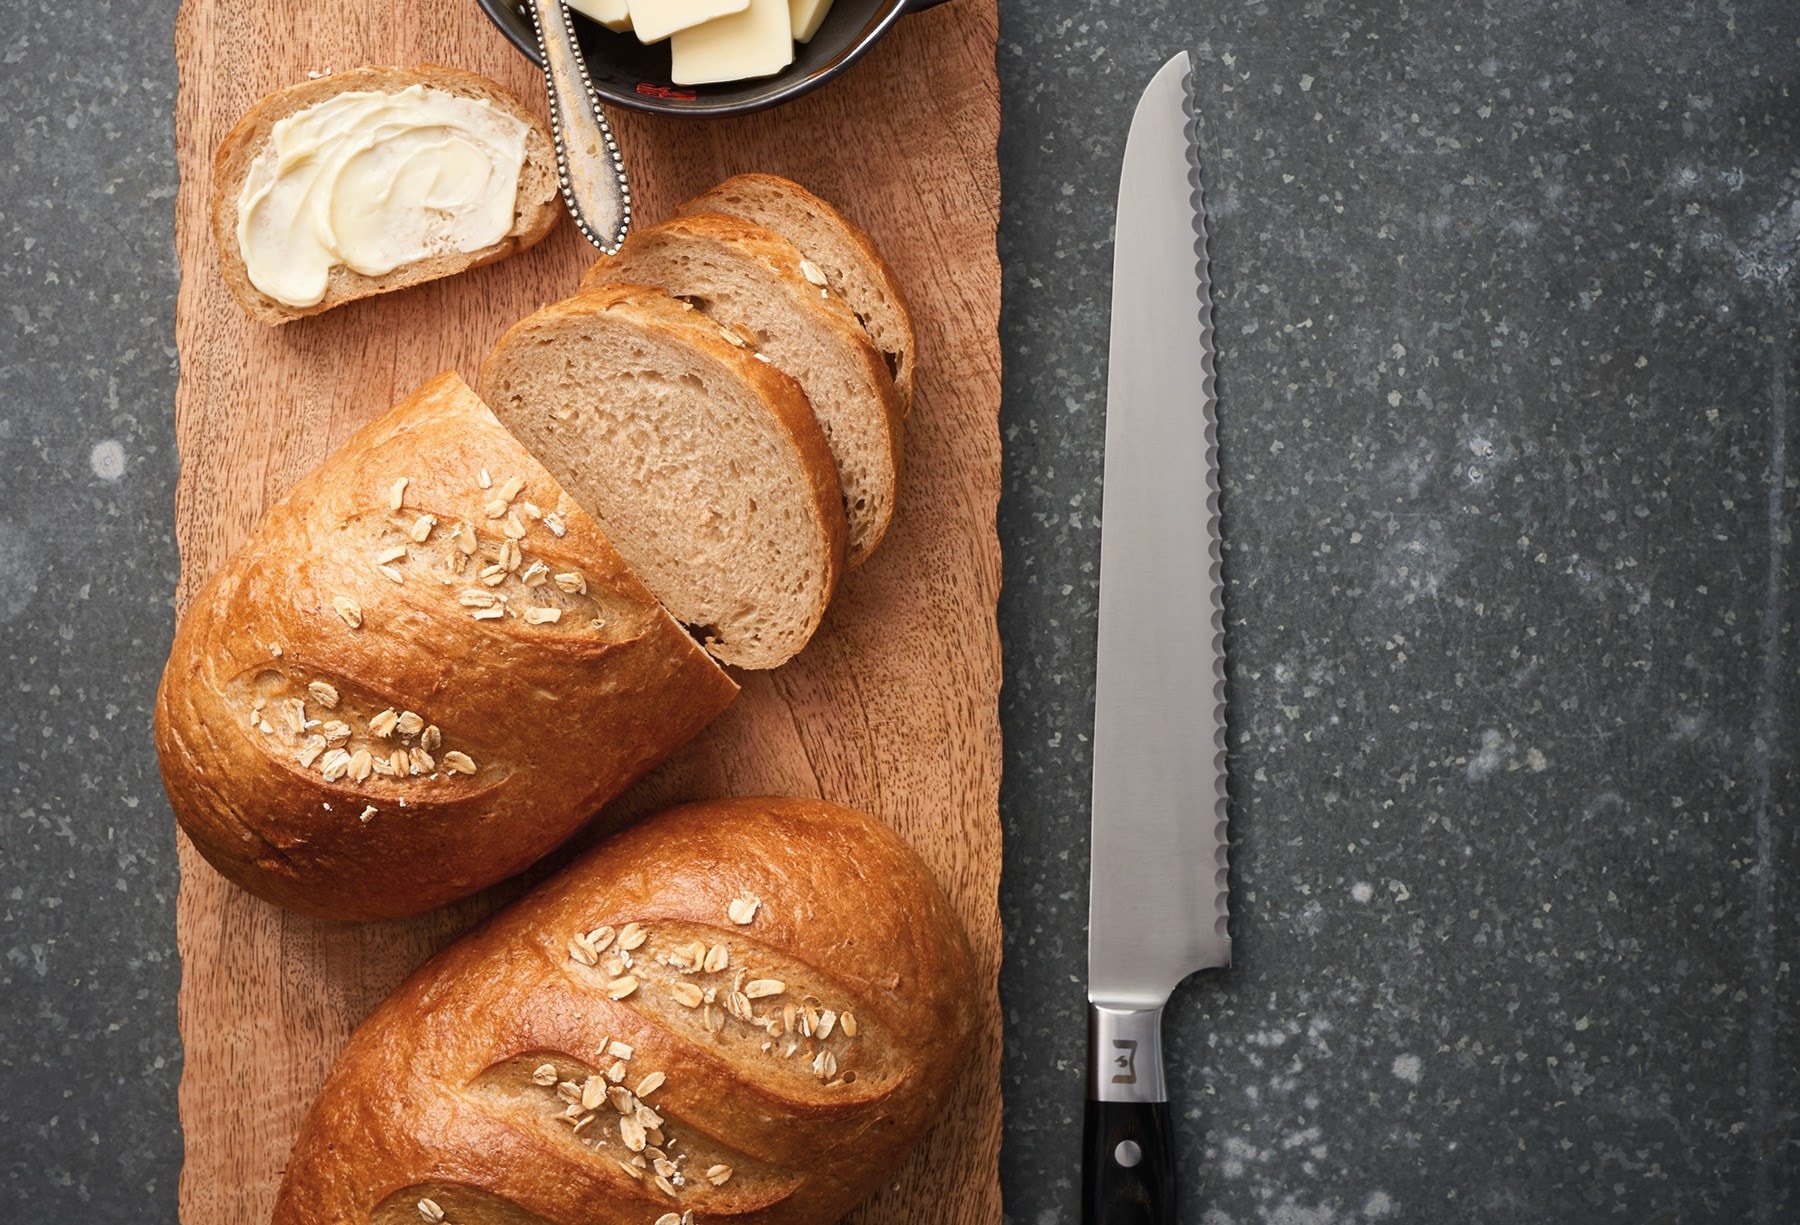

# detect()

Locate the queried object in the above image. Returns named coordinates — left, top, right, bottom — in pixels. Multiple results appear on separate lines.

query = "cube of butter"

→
left=788, top=0, right=835, bottom=43
left=627, top=0, right=750, bottom=44
left=568, top=0, right=633, bottom=33
left=669, top=0, right=794, bottom=85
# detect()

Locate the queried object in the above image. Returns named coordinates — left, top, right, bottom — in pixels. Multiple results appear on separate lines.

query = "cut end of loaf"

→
left=479, top=286, right=845, bottom=671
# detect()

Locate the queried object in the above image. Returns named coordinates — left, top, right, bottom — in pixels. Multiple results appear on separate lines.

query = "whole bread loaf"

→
left=271, top=796, right=980, bottom=1225
left=213, top=65, right=561, bottom=325
left=153, top=373, right=738, bottom=920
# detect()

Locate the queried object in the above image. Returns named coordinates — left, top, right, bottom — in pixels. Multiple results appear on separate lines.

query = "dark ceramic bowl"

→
left=478, top=0, right=947, bottom=117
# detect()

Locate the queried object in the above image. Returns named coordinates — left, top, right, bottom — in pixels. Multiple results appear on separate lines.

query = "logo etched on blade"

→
left=1111, top=1039, right=1138, bottom=1085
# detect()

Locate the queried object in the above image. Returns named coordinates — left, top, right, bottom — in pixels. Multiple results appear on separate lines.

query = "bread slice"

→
left=479, top=284, right=845, bottom=670
left=678, top=173, right=918, bottom=414
left=581, top=213, right=903, bottom=567
left=213, top=65, right=561, bottom=325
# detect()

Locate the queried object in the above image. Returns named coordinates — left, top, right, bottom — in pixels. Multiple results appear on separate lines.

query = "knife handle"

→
left=1082, top=1004, right=1175, bottom=1225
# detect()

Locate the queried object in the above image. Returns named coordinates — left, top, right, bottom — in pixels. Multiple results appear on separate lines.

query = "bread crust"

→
left=212, top=65, right=562, bottom=326
left=270, top=796, right=980, bottom=1225
left=582, top=214, right=905, bottom=568
left=152, top=373, right=738, bottom=920
left=479, top=283, right=847, bottom=670
left=678, top=173, right=919, bottom=414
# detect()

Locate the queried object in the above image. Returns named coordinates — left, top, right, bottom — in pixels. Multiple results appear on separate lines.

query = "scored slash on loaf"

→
left=269, top=797, right=980, bottom=1225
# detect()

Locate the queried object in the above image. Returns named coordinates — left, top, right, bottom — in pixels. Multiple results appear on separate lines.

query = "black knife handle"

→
left=1083, top=1099, right=1176, bottom=1224
left=1083, top=1004, right=1175, bottom=1225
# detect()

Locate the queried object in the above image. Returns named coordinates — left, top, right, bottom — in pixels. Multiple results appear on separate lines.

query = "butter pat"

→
left=788, top=0, right=834, bottom=42
left=627, top=0, right=748, bottom=43
left=670, top=0, right=794, bottom=85
left=569, top=0, right=633, bottom=33
left=235, top=86, right=528, bottom=309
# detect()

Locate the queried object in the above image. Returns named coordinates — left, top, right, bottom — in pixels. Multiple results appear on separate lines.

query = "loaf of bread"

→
left=581, top=213, right=903, bottom=568
left=678, top=174, right=918, bottom=414
left=153, top=373, right=738, bottom=920
left=213, top=66, right=561, bottom=325
left=480, top=283, right=846, bottom=670
left=271, top=796, right=979, bottom=1225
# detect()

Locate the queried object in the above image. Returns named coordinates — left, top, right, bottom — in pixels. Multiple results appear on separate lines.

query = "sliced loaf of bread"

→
left=478, top=283, right=845, bottom=670
left=678, top=173, right=918, bottom=414
left=581, top=213, right=903, bottom=567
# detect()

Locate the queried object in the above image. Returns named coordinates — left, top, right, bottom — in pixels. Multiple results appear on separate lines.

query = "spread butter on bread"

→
left=212, top=66, right=561, bottom=325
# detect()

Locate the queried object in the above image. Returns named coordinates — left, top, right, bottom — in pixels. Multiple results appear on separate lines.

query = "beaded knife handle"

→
left=526, top=0, right=631, bottom=251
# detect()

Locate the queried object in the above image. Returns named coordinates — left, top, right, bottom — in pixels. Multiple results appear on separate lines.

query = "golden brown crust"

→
left=478, top=283, right=848, bottom=669
left=677, top=173, right=919, bottom=414
left=271, top=796, right=980, bottom=1225
left=581, top=214, right=904, bottom=568
left=211, top=65, right=562, bottom=326
left=152, top=373, right=738, bottom=920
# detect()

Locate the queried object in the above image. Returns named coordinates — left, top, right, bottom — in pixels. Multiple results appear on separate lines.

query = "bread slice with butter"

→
left=212, top=65, right=561, bottom=326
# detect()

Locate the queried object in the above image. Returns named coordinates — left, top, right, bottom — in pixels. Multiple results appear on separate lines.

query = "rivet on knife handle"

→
left=527, top=0, right=631, bottom=252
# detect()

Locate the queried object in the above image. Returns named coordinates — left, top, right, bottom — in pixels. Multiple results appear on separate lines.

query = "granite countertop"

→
left=3, top=0, right=1795, bottom=1221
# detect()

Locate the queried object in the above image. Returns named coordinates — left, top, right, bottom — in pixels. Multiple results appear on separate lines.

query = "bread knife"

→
left=527, top=0, right=632, bottom=251
left=1082, top=51, right=1229, bottom=1224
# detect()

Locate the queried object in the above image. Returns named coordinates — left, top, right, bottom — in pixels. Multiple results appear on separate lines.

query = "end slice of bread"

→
left=582, top=213, right=904, bottom=567
left=478, top=284, right=846, bottom=670
left=678, top=173, right=918, bottom=415
left=212, top=65, right=562, bottom=326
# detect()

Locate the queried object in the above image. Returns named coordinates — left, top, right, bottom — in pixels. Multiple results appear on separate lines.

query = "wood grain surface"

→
left=168, top=2, right=1003, bottom=1221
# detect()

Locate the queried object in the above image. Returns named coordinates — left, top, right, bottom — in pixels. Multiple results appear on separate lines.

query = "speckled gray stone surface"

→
left=1, top=0, right=184, bottom=1219
left=2, top=0, right=1795, bottom=1221
left=995, top=1, right=1797, bottom=1222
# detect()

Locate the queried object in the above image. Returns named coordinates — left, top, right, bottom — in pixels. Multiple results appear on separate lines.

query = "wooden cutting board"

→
left=168, top=2, right=1002, bottom=1221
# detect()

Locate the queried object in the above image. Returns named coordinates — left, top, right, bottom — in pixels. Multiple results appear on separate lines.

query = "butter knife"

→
left=526, top=0, right=632, bottom=251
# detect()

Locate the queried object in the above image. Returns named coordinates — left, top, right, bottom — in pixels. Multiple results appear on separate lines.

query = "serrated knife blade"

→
left=1081, top=51, right=1227, bottom=1225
